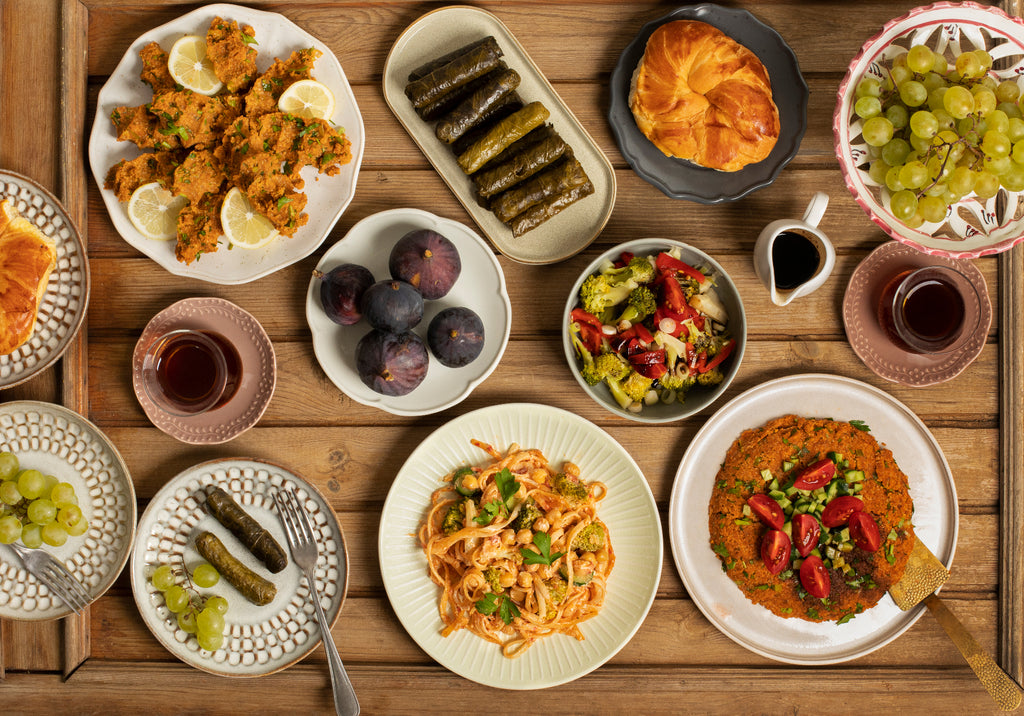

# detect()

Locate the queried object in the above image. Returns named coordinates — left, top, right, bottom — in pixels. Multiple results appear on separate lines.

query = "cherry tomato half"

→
left=760, top=529, right=792, bottom=575
left=849, top=511, right=882, bottom=552
left=792, top=513, right=821, bottom=557
left=793, top=458, right=837, bottom=490
left=799, top=554, right=831, bottom=598
left=820, top=495, right=864, bottom=528
left=747, top=494, right=784, bottom=531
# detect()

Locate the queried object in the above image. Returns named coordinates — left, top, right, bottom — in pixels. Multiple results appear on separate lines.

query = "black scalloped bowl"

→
left=608, top=4, right=809, bottom=203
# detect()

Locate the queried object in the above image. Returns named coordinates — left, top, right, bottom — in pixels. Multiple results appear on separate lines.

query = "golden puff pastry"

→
left=0, top=200, right=57, bottom=355
left=629, top=20, right=780, bottom=172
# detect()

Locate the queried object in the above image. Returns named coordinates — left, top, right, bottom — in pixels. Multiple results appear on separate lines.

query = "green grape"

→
left=891, top=64, right=913, bottom=86
left=976, top=49, right=994, bottom=74
left=941, top=189, right=963, bottom=206
left=0, top=452, right=19, bottom=481
left=196, top=607, right=225, bottom=636
left=164, top=584, right=190, bottom=613
left=205, top=595, right=229, bottom=615
left=910, top=132, right=933, bottom=153
left=856, top=77, right=882, bottom=98
left=0, top=514, right=22, bottom=544
left=855, top=96, right=882, bottom=119
left=151, top=564, right=176, bottom=591
left=924, top=181, right=949, bottom=197
left=57, top=504, right=83, bottom=530
left=943, top=85, right=975, bottom=119
left=196, top=630, right=224, bottom=652
left=193, top=563, right=220, bottom=588
left=21, top=522, right=42, bottom=549
left=899, top=160, right=929, bottom=189
left=867, top=160, right=890, bottom=184
left=1001, top=161, right=1024, bottom=192
left=933, top=109, right=956, bottom=132
left=972, top=88, right=998, bottom=117
left=985, top=154, right=1012, bottom=176
left=955, top=51, right=983, bottom=79
left=885, top=103, right=909, bottom=130
left=998, top=101, right=1023, bottom=120
left=975, top=170, right=1001, bottom=199
left=949, top=165, right=978, bottom=195
left=0, top=480, right=21, bottom=505
left=50, top=482, right=77, bottom=506
left=898, top=80, right=927, bottom=107
left=982, top=130, right=1012, bottom=158
left=26, top=498, right=56, bottom=525
left=988, top=109, right=1010, bottom=135
left=890, top=189, right=919, bottom=221
left=926, top=155, right=952, bottom=183
left=996, top=80, right=1021, bottom=104
left=177, top=609, right=198, bottom=634
left=862, top=116, right=894, bottom=147
left=1013, top=140, right=1024, bottom=164
left=921, top=71, right=946, bottom=92
left=40, top=474, right=58, bottom=499
left=903, top=210, right=926, bottom=229
left=931, top=52, right=949, bottom=74
left=17, top=469, right=46, bottom=499
left=881, top=138, right=911, bottom=166
left=1008, top=118, right=1024, bottom=143
left=885, top=165, right=906, bottom=192
left=40, top=522, right=68, bottom=547
left=928, top=86, right=949, bottom=112
left=65, top=516, right=88, bottom=537
left=918, top=195, right=948, bottom=223
left=909, top=110, right=939, bottom=139
left=907, top=45, right=935, bottom=73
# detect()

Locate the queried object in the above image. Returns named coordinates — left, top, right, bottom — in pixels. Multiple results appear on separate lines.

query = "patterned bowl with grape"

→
left=834, top=1, right=1024, bottom=258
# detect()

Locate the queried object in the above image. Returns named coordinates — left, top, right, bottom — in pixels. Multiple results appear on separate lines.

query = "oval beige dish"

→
left=383, top=5, right=616, bottom=265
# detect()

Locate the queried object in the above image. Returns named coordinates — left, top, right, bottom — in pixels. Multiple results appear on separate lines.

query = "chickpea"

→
left=544, top=509, right=563, bottom=528
left=533, top=517, right=550, bottom=533
left=500, top=529, right=516, bottom=546
left=498, top=571, right=517, bottom=588
left=564, top=462, right=580, bottom=478
left=461, top=474, right=479, bottom=492
left=515, top=528, right=533, bottom=545
left=578, top=551, right=598, bottom=567
left=517, top=572, right=533, bottom=589
left=526, top=562, right=540, bottom=573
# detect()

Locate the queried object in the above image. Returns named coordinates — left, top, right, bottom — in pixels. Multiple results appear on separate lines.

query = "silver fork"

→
left=275, top=487, right=359, bottom=716
left=8, top=541, right=90, bottom=614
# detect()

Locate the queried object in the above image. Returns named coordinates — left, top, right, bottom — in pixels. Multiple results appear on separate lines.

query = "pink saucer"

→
left=842, top=241, right=991, bottom=387
left=132, top=298, right=276, bottom=443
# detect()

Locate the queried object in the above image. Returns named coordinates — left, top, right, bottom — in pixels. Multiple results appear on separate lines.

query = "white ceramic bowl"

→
left=834, top=1, right=1024, bottom=258
left=562, top=239, right=746, bottom=424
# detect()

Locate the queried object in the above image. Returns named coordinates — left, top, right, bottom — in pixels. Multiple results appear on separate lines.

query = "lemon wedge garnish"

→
left=127, top=182, right=187, bottom=240
left=277, top=79, right=336, bottom=119
left=220, top=187, right=279, bottom=249
left=167, top=35, right=224, bottom=96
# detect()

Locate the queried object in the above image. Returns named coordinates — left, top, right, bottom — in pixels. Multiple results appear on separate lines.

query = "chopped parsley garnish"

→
left=475, top=593, right=520, bottom=625
left=849, top=420, right=871, bottom=432
left=521, top=532, right=565, bottom=567
left=472, top=468, right=519, bottom=526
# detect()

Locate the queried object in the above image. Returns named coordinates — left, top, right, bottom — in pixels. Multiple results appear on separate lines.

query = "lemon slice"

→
left=167, top=35, right=224, bottom=96
left=221, top=187, right=279, bottom=249
left=127, top=182, right=187, bottom=240
left=277, top=79, right=336, bottom=119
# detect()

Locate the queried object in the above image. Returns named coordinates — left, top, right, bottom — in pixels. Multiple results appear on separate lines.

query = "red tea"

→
left=150, top=331, right=241, bottom=414
left=877, top=267, right=968, bottom=353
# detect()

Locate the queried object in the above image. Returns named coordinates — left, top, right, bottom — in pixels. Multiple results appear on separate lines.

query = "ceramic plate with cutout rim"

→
left=88, top=3, right=364, bottom=284
left=668, top=373, right=957, bottom=664
left=383, top=6, right=616, bottom=265
left=306, top=208, right=511, bottom=417
left=130, top=458, right=348, bottom=677
left=379, top=403, right=662, bottom=688
left=0, top=401, right=135, bottom=620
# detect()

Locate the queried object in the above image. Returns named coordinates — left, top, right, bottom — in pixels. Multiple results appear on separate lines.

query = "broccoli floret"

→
left=594, top=352, right=631, bottom=382
left=559, top=561, right=596, bottom=585
left=545, top=576, right=568, bottom=605
left=484, top=567, right=503, bottom=594
left=604, top=374, right=634, bottom=410
left=514, top=499, right=543, bottom=531
left=679, top=275, right=702, bottom=300
left=659, top=369, right=696, bottom=392
left=622, top=371, right=654, bottom=403
left=696, top=367, right=725, bottom=386
left=614, top=285, right=657, bottom=326
left=569, top=323, right=602, bottom=386
left=552, top=472, right=589, bottom=503
left=441, top=499, right=467, bottom=535
left=579, top=273, right=637, bottom=316
left=571, top=522, right=607, bottom=552
left=602, top=255, right=656, bottom=285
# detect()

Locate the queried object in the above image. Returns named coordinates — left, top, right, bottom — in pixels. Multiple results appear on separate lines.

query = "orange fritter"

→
left=139, top=41, right=177, bottom=95
left=103, top=151, right=182, bottom=202
left=175, top=192, right=224, bottom=264
left=149, top=91, right=243, bottom=149
left=172, top=150, right=227, bottom=206
left=110, top=105, right=181, bottom=152
left=244, top=48, right=321, bottom=118
left=206, top=17, right=258, bottom=94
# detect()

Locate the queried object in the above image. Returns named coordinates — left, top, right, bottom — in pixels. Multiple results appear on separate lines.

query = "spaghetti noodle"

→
left=418, top=440, right=614, bottom=658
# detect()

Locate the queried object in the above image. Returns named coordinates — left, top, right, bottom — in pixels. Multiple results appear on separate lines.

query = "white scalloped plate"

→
left=0, top=170, right=90, bottom=389
left=379, top=403, right=662, bottom=688
left=88, top=3, right=364, bottom=283
left=129, top=458, right=348, bottom=677
left=0, top=401, right=135, bottom=620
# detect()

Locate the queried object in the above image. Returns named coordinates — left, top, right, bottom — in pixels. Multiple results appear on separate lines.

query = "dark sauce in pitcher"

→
left=772, top=231, right=820, bottom=290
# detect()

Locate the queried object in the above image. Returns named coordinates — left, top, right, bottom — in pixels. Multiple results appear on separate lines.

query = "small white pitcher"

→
left=753, top=192, right=835, bottom=306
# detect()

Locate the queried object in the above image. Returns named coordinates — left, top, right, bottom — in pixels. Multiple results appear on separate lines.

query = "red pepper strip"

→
left=627, top=349, right=666, bottom=366
left=575, top=321, right=602, bottom=355
left=571, top=308, right=603, bottom=330
left=704, top=339, right=736, bottom=371
left=611, top=251, right=634, bottom=269
left=634, top=361, right=668, bottom=380
left=623, top=337, right=646, bottom=356
left=656, top=252, right=706, bottom=282
left=632, top=322, right=654, bottom=344
left=660, top=271, right=689, bottom=314
left=695, top=351, right=708, bottom=373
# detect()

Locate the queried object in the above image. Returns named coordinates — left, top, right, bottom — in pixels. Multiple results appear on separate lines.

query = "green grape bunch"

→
left=0, top=451, right=89, bottom=548
left=852, top=43, right=1024, bottom=228
left=150, top=560, right=229, bottom=652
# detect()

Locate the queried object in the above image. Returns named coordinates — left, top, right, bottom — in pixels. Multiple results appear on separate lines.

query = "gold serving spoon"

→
left=889, top=538, right=1022, bottom=711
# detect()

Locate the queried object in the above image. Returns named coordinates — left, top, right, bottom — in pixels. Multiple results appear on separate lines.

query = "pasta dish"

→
left=418, top=440, right=614, bottom=658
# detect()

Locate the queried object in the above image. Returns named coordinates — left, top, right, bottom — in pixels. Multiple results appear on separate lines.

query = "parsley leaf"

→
left=520, top=531, right=565, bottom=567
left=475, top=593, right=521, bottom=625
left=849, top=420, right=871, bottom=432
left=471, top=469, right=520, bottom=526
left=473, top=500, right=502, bottom=526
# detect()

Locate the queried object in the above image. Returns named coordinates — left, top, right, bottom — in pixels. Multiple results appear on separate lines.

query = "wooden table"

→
left=2, top=0, right=1022, bottom=712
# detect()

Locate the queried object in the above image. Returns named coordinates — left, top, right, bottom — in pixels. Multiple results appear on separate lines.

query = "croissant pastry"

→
left=629, top=20, right=780, bottom=172
left=0, top=200, right=57, bottom=355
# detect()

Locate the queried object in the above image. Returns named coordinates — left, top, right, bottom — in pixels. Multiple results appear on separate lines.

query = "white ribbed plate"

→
left=0, top=401, right=135, bottom=620
left=379, top=403, right=662, bottom=688
left=130, top=458, right=348, bottom=677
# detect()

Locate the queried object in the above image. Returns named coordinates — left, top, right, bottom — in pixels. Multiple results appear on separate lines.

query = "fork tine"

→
left=286, top=489, right=316, bottom=545
left=39, top=568, right=84, bottom=613
left=274, top=489, right=300, bottom=549
left=46, top=563, right=90, bottom=610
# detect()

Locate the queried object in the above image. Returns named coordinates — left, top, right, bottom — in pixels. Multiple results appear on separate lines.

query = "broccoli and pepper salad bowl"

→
left=562, top=239, right=746, bottom=423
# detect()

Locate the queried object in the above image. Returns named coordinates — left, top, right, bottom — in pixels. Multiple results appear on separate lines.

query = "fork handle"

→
left=307, top=575, right=360, bottom=716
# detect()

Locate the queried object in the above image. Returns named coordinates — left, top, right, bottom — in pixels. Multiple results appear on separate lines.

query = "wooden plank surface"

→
left=0, top=0, right=1020, bottom=713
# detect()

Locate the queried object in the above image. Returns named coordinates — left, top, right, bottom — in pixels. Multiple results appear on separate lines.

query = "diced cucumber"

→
left=742, top=504, right=752, bottom=518
left=768, top=489, right=786, bottom=501
left=782, top=521, right=792, bottom=538
left=785, top=484, right=802, bottom=497
left=839, top=527, right=850, bottom=542
left=810, top=547, right=821, bottom=558
left=812, top=487, right=826, bottom=501
left=844, top=469, right=865, bottom=483
left=769, top=478, right=780, bottom=491
left=827, top=451, right=843, bottom=464
left=782, top=460, right=794, bottom=472
left=760, top=468, right=774, bottom=482
left=777, top=497, right=792, bottom=511
left=825, top=480, right=840, bottom=501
